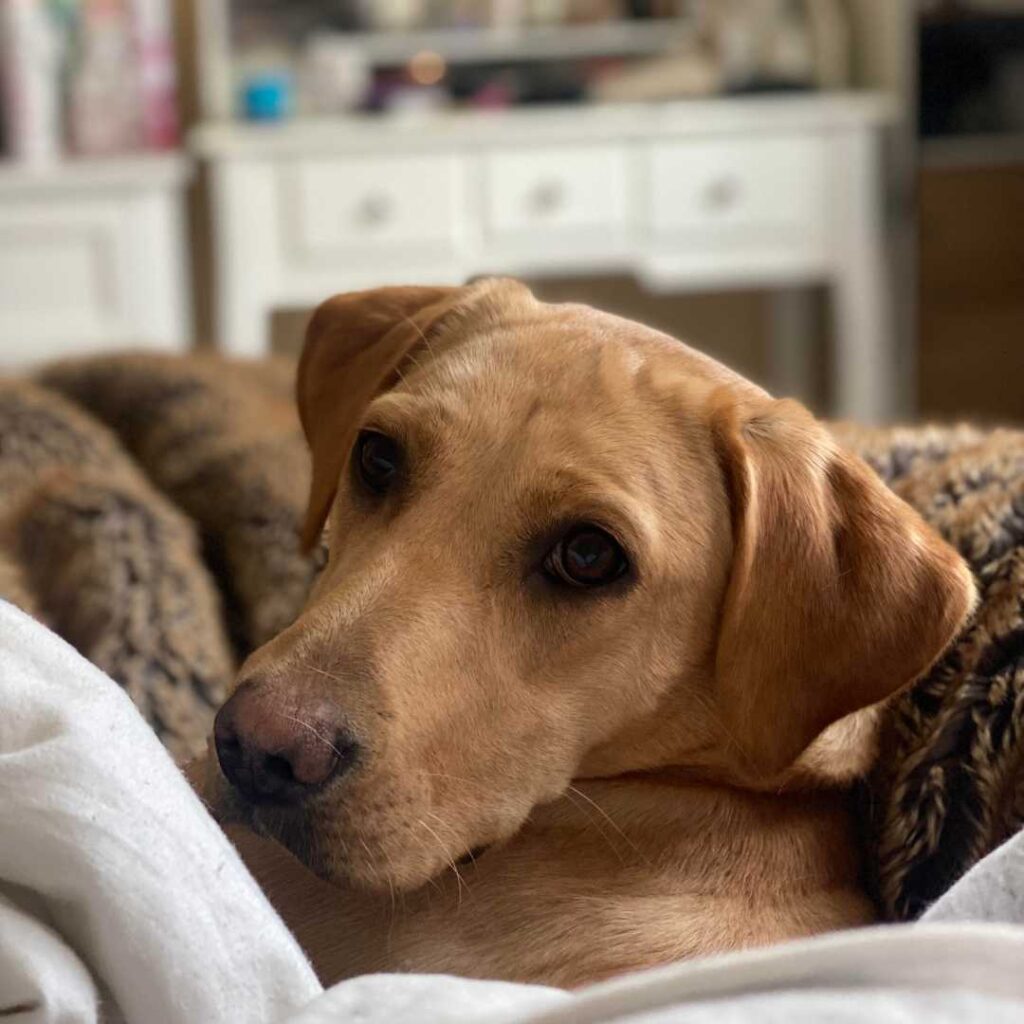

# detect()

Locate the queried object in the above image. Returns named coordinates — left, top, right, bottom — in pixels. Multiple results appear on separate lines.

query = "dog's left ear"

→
left=710, top=394, right=976, bottom=783
left=296, top=285, right=462, bottom=550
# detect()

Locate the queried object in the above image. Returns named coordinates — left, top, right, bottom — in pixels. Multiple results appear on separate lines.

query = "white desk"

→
left=0, top=155, right=192, bottom=368
left=194, top=94, right=896, bottom=421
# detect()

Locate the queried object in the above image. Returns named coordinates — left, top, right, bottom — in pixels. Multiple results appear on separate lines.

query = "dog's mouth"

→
left=207, top=749, right=496, bottom=887
left=456, top=845, right=490, bottom=867
left=247, top=800, right=492, bottom=886
left=245, top=804, right=332, bottom=876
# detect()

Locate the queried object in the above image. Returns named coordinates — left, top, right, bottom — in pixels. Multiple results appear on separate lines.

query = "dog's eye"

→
left=354, top=430, right=401, bottom=495
left=544, top=525, right=628, bottom=588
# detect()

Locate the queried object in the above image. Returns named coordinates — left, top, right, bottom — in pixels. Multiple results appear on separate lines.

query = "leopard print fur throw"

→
left=1, top=357, right=1022, bottom=919
left=835, top=422, right=1024, bottom=920
left=0, top=355, right=316, bottom=761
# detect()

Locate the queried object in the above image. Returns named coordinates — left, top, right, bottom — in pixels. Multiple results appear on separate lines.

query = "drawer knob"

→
left=355, top=194, right=393, bottom=226
left=528, top=180, right=566, bottom=215
left=703, top=177, right=741, bottom=211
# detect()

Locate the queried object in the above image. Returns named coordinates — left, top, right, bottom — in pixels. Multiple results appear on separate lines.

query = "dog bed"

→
left=1, top=355, right=1023, bottom=921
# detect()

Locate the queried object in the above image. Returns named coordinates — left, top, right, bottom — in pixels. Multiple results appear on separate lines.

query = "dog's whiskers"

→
left=419, top=770, right=491, bottom=796
left=416, top=816, right=468, bottom=909
left=296, top=661, right=347, bottom=685
left=700, top=693, right=759, bottom=782
left=566, top=785, right=649, bottom=867
left=424, top=812, right=471, bottom=904
left=358, top=835, right=399, bottom=951
left=401, top=314, right=438, bottom=361
left=564, top=789, right=626, bottom=866
left=269, top=710, right=346, bottom=761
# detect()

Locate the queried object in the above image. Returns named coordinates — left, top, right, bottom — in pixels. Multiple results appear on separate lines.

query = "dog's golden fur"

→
left=200, top=278, right=975, bottom=987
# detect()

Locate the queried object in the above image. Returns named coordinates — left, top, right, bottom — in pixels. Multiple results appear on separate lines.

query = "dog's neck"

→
left=577, top=703, right=884, bottom=795
left=229, top=772, right=875, bottom=990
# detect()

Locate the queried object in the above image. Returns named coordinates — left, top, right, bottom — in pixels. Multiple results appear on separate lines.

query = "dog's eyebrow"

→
left=518, top=478, right=658, bottom=561
left=363, top=388, right=468, bottom=429
left=360, top=391, right=418, bottom=425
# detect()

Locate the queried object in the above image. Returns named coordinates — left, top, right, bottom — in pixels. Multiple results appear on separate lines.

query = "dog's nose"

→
left=213, top=683, right=358, bottom=805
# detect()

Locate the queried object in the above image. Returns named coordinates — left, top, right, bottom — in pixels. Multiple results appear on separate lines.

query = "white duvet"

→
left=3, top=598, right=1024, bottom=1024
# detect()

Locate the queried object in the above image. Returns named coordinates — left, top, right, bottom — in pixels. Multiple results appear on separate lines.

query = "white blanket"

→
left=0, top=601, right=320, bottom=1023
left=3, top=598, right=1024, bottom=1024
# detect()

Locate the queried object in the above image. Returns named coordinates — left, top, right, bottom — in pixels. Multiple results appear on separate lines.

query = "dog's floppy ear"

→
left=296, top=285, right=461, bottom=549
left=710, top=395, right=975, bottom=783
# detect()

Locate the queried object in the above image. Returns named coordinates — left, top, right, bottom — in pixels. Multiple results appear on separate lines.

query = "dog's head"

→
left=211, top=279, right=974, bottom=891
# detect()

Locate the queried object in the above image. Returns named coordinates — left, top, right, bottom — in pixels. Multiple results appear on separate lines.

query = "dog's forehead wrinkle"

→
left=621, top=346, right=646, bottom=376
left=442, top=355, right=633, bottom=437
left=410, top=339, right=531, bottom=431
left=399, top=357, right=684, bottom=519
left=422, top=297, right=761, bottom=418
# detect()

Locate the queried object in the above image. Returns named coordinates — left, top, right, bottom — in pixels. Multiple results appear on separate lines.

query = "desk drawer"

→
left=647, top=136, right=824, bottom=235
left=0, top=193, right=172, bottom=363
left=484, top=145, right=629, bottom=239
left=288, top=154, right=464, bottom=257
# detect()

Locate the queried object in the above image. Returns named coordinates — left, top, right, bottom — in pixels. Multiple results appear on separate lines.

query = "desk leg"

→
left=210, top=162, right=275, bottom=357
left=833, top=242, right=895, bottom=425
left=830, top=129, right=897, bottom=425
left=217, top=288, right=272, bottom=359
left=769, top=287, right=817, bottom=408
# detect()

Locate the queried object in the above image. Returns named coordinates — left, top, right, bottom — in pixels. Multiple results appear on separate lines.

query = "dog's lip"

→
left=258, top=812, right=490, bottom=884
left=456, top=844, right=490, bottom=867
left=247, top=804, right=336, bottom=877
left=234, top=788, right=493, bottom=881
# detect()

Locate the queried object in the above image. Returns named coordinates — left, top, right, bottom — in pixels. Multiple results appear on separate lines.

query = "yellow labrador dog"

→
left=200, top=278, right=974, bottom=988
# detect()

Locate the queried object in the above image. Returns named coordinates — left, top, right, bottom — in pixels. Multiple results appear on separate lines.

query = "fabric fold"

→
left=0, top=600, right=321, bottom=1024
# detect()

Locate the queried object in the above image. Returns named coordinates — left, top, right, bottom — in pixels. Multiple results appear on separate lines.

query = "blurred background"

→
left=0, top=0, right=1021, bottom=423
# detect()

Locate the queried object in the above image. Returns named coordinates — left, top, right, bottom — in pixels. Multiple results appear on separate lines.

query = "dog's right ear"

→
left=708, top=393, right=975, bottom=785
left=296, top=286, right=461, bottom=550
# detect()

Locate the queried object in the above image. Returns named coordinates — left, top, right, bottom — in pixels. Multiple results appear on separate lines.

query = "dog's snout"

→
left=214, top=682, right=358, bottom=806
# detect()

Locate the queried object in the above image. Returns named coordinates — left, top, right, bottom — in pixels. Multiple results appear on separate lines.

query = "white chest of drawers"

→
left=195, top=94, right=896, bottom=421
left=0, top=155, right=192, bottom=369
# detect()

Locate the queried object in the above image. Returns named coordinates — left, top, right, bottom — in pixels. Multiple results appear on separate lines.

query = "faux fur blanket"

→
left=835, top=422, right=1024, bottom=919
left=0, top=356, right=316, bottom=762
left=1, top=355, right=1022, bottom=924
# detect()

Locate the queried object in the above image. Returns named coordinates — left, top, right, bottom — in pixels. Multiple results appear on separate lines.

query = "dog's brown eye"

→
left=355, top=431, right=401, bottom=495
left=544, top=525, right=628, bottom=588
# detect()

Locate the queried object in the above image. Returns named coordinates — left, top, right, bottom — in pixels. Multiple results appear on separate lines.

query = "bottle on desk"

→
left=0, top=0, right=63, bottom=163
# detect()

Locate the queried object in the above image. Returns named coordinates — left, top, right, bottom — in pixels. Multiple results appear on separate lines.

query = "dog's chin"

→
left=247, top=805, right=336, bottom=881
left=241, top=806, right=410, bottom=890
left=249, top=805, right=498, bottom=894
left=192, top=757, right=335, bottom=882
